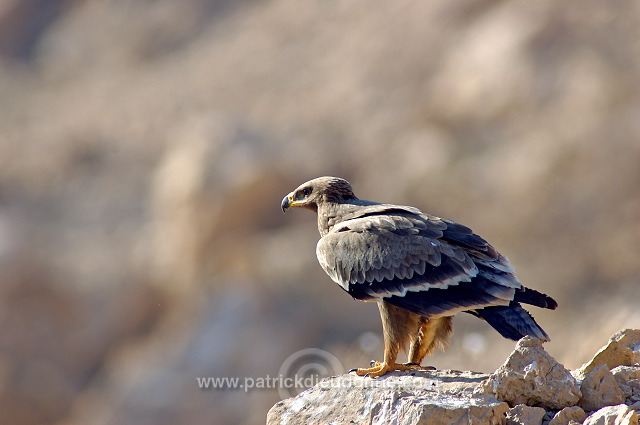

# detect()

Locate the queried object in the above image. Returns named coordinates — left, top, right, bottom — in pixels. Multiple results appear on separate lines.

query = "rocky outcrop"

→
left=549, top=406, right=587, bottom=425
left=267, top=370, right=508, bottom=425
left=578, top=365, right=626, bottom=411
left=613, top=366, right=640, bottom=400
left=573, top=330, right=640, bottom=380
left=268, top=330, right=640, bottom=425
left=484, top=337, right=581, bottom=409
left=582, top=404, right=638, bottom=425
left=574, top=330, right=640, bottom=416
left=505, top=404, right=546, bottom=425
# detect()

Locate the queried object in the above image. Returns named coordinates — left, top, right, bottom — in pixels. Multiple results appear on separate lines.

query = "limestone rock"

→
left=549, top=406, right=587, bottom=425
left=583, top=404, right=638, bottom=425
left=267, top=331, right=640, bottom=424
left=484, top=337, right=581, bottom=409
left=266, top=370, right=509, bottom=425
left=579, top=364, right=626, bottom=411
left=506, top=404, right=546, bottom=425
left=611, top=366, right=640, bottom=400
left=574, top=330, right=640, bottom=380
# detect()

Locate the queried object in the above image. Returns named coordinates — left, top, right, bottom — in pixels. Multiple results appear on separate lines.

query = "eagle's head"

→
left=281, top=176, right=356, bottom=213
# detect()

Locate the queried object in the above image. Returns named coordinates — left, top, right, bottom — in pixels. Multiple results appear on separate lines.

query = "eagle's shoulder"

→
left=316, top=203, right=478, bottom=298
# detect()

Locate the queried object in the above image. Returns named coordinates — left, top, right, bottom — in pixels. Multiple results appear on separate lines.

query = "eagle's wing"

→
left=316, top=205, right=520, bottom=317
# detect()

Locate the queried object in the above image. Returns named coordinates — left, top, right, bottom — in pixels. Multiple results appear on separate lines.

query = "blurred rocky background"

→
left=0, top=0, right=638, bottom=424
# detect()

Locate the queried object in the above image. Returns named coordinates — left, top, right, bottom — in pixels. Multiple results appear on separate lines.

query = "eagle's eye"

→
left=294, top=187, right=312, bottom=201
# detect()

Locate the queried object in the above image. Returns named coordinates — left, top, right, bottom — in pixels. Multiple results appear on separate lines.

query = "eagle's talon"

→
left=348, top=368, right=358, bottom=373
left=404, top=362, right=436, bottom=371
left=354, top=362, right=430, bottom=378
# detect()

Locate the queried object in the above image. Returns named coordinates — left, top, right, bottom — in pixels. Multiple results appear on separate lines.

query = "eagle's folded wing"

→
left=316, top=207, right=520, bottom=316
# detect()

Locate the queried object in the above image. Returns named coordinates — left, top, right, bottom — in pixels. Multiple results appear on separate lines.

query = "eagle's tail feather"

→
left=513, top=287, right=558, bottom=310
left=473, top=302, right=551, bottom=341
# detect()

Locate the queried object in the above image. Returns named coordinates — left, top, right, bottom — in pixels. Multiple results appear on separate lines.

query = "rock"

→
left=506, top=404, right=546, bottom=425
left=611, top=366, right=640, bottom=400
left=266, top=370, right=509, bottom=425
left=583, top=404, right=638, bottom=425
left=579, top=364, right=626, bottom=411
left=484, top=337, right=581, bottom=409
left=267, top=332, right=640, bottom=424
left=549, top=406, right=587, bottom=425
left=574, top=330, right=640, bottom=380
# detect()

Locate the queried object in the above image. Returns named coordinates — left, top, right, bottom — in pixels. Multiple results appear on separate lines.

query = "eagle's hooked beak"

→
left=281, top=194, right=292, bottom=213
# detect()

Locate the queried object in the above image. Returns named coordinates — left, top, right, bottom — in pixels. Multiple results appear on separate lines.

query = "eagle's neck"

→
left=317, top=202, right=343, bottom=237
left=317, top=199, right=376, bottom=237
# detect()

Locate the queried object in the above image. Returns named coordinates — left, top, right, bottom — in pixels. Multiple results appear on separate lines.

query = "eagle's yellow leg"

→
left=351, top=303, right=453, bottom=378
left=354, top=362, right=433, bottom=377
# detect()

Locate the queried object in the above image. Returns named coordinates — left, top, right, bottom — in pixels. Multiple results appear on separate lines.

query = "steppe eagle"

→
left=281, top=176, right=557, bottom=377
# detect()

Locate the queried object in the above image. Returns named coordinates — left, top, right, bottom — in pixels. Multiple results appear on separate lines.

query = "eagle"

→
left=281, top=176, right=557, bottom=377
